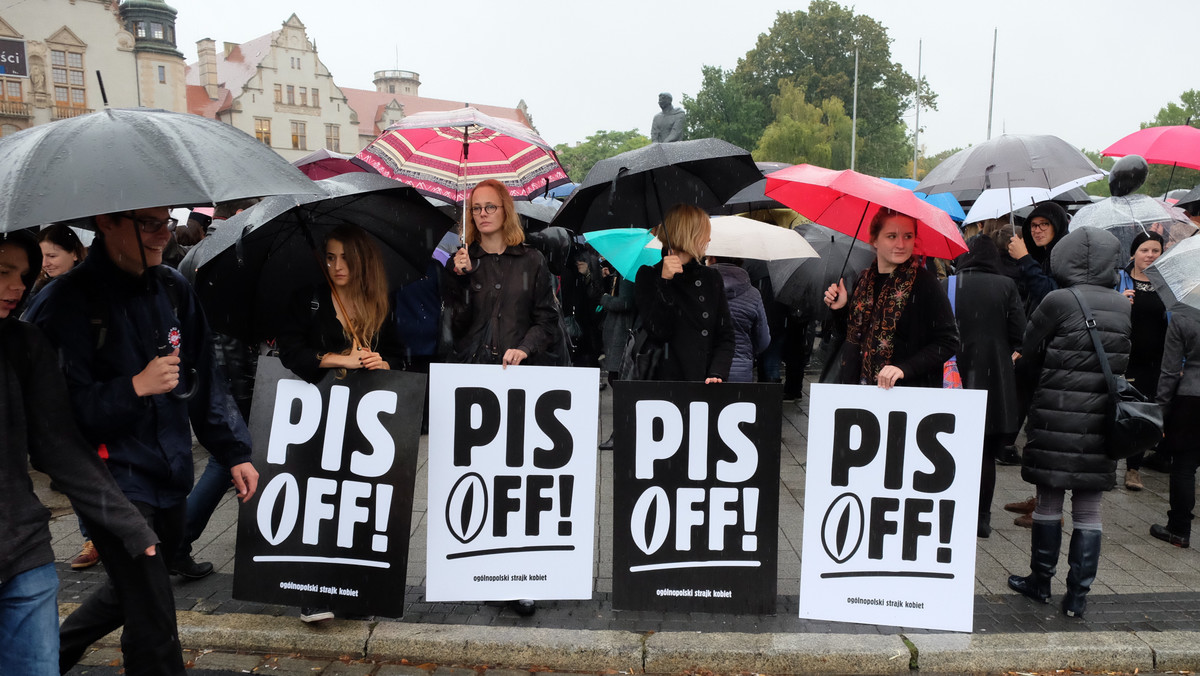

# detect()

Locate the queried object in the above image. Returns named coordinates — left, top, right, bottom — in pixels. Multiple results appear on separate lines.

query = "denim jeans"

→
left=179, top=456, right=231, bottom=557
left=0, top=562, right=60, bottom=676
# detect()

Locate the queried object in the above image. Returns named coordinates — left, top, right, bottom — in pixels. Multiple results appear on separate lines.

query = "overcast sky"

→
left=169, top=0, right=1197, bottom=157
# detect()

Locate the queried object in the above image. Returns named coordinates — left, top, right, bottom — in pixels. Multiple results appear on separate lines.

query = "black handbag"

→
left=1068, top=287, right=1164, bottom=460
left=618, top=324, right=665, bottom=381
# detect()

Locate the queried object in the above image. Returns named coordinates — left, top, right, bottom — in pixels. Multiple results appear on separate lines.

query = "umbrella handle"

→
left=170, top=368, right=200, bottom=401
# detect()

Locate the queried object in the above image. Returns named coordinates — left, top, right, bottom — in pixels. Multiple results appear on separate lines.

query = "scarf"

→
left=845, top=257, right=920, bottom=384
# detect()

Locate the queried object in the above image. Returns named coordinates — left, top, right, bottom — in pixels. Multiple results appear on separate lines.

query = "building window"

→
left=273, top=83, right=282, bottom=103
left=299, top=87, right=307, bottom=107
left=255, top=118, right=271, bottom=145
left=388, top=84, right=395, bottom=93
left=1, top=124, right=19, bottom=137
left=291, top=121, right=306, bottom=150
left=151, top=23, right=164, bottom=39
left=311, top=88, right=318, bottom=107
left=135, top=21, right=146, bottom=38
left=325, top=124, right=339, bottom=152
left=51, top=49, right=86, bottom=108
left=286, top=85, right=294, bottom=105
left=1, top=79, right=21, bottom=101
left=157, top=66, right=166, bottom=84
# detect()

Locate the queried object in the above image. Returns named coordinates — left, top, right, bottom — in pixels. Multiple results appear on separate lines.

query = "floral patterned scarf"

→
left=845, top=257, right=920, bottom=384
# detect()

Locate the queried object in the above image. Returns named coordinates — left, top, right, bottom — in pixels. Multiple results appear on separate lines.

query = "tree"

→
left=753, top=81, right=852, bottom=168
left=680, top=66, right=769, bottom=152
left=553, top=130, right=651, bottom=183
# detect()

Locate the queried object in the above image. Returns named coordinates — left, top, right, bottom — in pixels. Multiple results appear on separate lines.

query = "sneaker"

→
left=169, top=555, right=214, bottom=580
left=1150, top=524, right=1190, bottom=548
left=71, top=540, right=100, bottom=570
left=1124, top=469, right=1144, bottom=491
left=300, top=607, right=334, bottom=623
left=1004, top=496, right=1037, bottom=514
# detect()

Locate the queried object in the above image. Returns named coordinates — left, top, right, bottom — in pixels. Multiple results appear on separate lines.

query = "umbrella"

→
left=646, top=215, right=819, bottom=262
left=0, top=107, right=320, bottom=232
left=1145, top=233, right=1200, bottom=316
left=1068, top=194, right=1198, bottom=254
left=914, top=134, right=1104, bottom=197
left=1103, top=125, right=1200, bottom=175
left=353, top=106, right=570, bottom=204
left=550, top=138, right=762, bottom=234
left=880, top=177, right=966, bottom=222
left=546, top=182, right=580, bottom=200
left=582, top=228, right=660, bottom=280
left=713, top=162, right=793, bottom=215
left=765, top=164, right=968, bottom=260
left=768, top=222, right=876, bottom=318
left=963, top=174, right=1104, bottom=224
left=183, top=173, right=455, bottom=343
left=293, top=148, right=367, bottom=180
left=1175, top=184, right=1200, bottom=213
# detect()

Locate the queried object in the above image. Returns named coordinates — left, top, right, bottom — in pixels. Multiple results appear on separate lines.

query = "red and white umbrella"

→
left=354, top=107, right=570, bottom=204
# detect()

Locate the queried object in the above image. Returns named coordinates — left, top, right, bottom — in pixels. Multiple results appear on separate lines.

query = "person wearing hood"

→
left=943, top=235, right=1026, bottom=538
left=707, top=257, right=770, bottom=383
left=1008, top=201, right=1071, bottom=314
left=1007, top=227, right=1131, bottom=620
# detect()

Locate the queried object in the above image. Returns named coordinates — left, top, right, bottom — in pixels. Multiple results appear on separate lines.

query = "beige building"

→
left=0, top=0, right=187, bottom=137
left=186, top=14, right=534, bottom=160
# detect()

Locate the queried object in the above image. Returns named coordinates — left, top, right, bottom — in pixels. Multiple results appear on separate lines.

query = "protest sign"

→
left=426, top=364, right=599, bottom=602
left=800, top=383, right=985, bottom=632
left=0, top=39, right=27, bottom=77
left=234, top=357, right=425, bottom=617
left=612, top=381, right=782, bottom=614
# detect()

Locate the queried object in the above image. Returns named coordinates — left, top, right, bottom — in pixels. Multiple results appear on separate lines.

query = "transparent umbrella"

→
left=1146, top=233, right=1200, bottom=316
left=1069, top=194, right=1198, bottom=254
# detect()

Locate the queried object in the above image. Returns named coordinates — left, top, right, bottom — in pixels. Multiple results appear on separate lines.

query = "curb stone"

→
left=907, top=630, right=1158, bottom=673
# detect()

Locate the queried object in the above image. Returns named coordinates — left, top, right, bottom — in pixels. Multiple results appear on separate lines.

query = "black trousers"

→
left=1164, top=396, right=1200, bottom=537
left=60, top=502, right=185, bottom=676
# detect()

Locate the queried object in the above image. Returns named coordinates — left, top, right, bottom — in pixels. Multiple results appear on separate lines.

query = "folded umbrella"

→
left=1068, top=194, right=1198, bottom=255
left=184, top=173, right=455, bottom=343
left=0, top=107, right=320, bottom=233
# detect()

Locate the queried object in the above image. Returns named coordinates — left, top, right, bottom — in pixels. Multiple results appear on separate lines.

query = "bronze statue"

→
left=651, top=92, right=686, bottom=143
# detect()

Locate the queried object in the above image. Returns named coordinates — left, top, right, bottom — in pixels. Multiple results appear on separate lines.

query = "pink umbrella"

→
left=292, top=148, right=366, bottom=180
left=1102, top=125, right=1200, bottom=172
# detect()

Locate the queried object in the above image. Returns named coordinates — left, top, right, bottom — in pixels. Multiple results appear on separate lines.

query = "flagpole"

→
left=912, top=40, right=921, bottom=180
left=987, top=29, right=997, bottom=140
left=850, top=48, right=859, bottom=171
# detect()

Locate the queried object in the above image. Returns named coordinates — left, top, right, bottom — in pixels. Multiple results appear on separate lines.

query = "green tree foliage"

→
left=753, top=81, right=852, bottom=168
left=680, top=66, right=769, bottom=152
left=553, top=130, right=651, bottom=183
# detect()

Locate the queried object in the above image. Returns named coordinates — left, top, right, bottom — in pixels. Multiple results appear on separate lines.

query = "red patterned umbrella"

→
left=354, top=107, right=570, bottom=204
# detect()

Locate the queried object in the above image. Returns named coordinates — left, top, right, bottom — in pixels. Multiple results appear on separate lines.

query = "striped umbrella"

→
left=354, top=107, right=570, bottom=204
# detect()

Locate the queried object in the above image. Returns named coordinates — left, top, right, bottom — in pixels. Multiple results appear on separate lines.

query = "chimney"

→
left=197, top=38, right=219, bottom=100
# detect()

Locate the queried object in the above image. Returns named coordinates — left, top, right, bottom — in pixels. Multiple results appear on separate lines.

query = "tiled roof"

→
left=184, top=31, right=278, bottom=97
left=186, top=84, right=231, bottom=118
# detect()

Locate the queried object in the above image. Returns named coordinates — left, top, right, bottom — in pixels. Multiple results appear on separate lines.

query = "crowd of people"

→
left=3, top=168, right=1200, bottom=673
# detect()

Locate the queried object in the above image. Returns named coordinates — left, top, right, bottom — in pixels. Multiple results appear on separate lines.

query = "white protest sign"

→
left=800, top=383, right=985, bottom=632
left=426, top=364, right=599, bottom=601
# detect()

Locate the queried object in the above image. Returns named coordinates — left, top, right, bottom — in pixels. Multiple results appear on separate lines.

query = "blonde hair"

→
left=464, top=179, right=524, bottom=247
left=326, top=225, right=389, bottom=350
left=657, top=204, right=711, bottom=261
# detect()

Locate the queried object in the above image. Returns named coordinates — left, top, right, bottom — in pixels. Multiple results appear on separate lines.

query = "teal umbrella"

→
left=582, top=228, right=661, bottom=280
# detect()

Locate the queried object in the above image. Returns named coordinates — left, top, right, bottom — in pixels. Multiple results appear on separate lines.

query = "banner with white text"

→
left=800, top=383, right=986, bottom=632
left=233, top=357, right=424, bottom=617
left=612, top=381, right=782, bottom=614
left=425, top=364, right=600, bottom=602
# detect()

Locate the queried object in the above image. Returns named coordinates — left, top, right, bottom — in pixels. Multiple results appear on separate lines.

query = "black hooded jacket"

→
left=1015, top=201, right=1070, bottom=315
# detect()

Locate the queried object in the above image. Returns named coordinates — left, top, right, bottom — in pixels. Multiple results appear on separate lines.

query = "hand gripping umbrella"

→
left=0, top=107, right=320, bottom=233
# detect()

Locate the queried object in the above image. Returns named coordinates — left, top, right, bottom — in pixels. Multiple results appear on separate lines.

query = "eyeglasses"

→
left=1029, top=220, right=1053, bottom=231
left=120, top=212, right=177, bottom=233
left=470, top=204, right=500, bottom=216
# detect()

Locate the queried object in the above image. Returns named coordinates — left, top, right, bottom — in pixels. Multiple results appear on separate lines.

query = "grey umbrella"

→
left=767, top=222, right=876, bottom=319
left=915, top=134, right=1104, bottom=196
left=0, top=107, right=320, bottom=232
left=550, top=138, right=761, bottom=234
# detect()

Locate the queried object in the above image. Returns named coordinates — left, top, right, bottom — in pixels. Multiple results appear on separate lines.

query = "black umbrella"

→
left=767, top=222, right=876, bottom=319
left=549, top=138, right=762, bottom=233
left=915, top=134, right=1104, bottom=197
left=183, top=173, right=455, bottom=343
left=712, top=162, right=792, bottom=215
left=0, top=107, right=320, bottom=232
left=1174, top=184, right=1200, bottom=214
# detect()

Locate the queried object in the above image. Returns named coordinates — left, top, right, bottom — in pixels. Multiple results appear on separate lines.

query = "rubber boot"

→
left=1007, top=519, right=1061, bottom=603
left=1061, top=528, right=1102, bottom=619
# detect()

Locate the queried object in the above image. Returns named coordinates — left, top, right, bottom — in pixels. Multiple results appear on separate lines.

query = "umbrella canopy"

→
left=1146, top=233, right=1200, bottom=316
left=0, top=107, right=320, bottom=233
left=1102, top=125, right=1200, bottom=172
left=582, top=228, right=660, bottom=280
left=914, top=134, right=1104, bottom=196
left=1175, top=184, right=1200, bottom=213
left=1068, top=194, right=1198, bottom=254
left=714, top=162, right=792, bottom=215
left=550, top=138, right=762, bottom=233
left=880, top=177, right=966, bottom=222
left=646, top=215, right=819, bottom=262
left=354, top=106, right=570, bottom=204
left=765, top=164, right=968, bottom=259
left=768, top=222, right=876, bottom=317
left=963, top=174, right=1105, bottom=224
left=184, top=173, right=455, bottom=343
left=293, top=148, right=367, bottom=180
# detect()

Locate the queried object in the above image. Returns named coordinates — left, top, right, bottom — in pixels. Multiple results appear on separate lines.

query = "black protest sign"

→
left=234, top=356, right=425, bottom=617
left=612, top=381, right=782, bottom=614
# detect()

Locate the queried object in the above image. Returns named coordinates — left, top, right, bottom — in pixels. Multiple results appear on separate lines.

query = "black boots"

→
left=1007, top=519, right=1061, bottom=603
left=1061, top=528, right=1102, bottom=619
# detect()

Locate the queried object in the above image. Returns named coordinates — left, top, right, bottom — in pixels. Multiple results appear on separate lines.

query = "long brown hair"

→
left=657, top=204, right=710, bottom=261
left=36, top=223, right=87, bottom=283
left=325, top=224, right=389, bottom=350
left=464, top=178, right=524, bottom=247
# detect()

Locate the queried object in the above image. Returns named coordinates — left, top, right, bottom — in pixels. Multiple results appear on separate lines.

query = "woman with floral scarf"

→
left=824, top=208, right=959, bottom=389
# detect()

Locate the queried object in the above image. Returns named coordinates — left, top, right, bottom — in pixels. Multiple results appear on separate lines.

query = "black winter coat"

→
left=276, top=285, right=406, bottom=384
left=1020, top=228, right=1130, bottom=491
left=635, top=260, right=735, bottom=382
